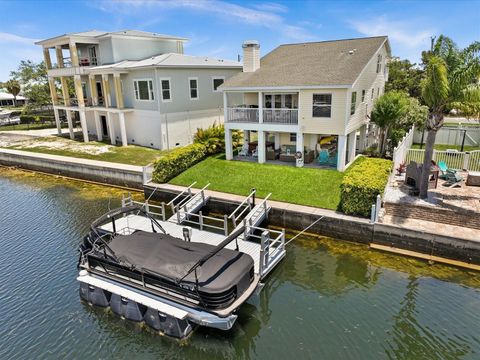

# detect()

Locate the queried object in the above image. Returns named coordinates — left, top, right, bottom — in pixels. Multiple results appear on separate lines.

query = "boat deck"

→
left=100, top=214, right=263, bottom=274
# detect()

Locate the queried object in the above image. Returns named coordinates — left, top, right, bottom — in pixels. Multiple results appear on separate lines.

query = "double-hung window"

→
left=361, top=90, right=366, bottom=102
left=212, top=77, right=224, bottom=92
left=189, top=77, right=198, bottom=100
left=312, top=94, right=332, bottom=118
left=350, top=92, right=357, bottom=115
left=134, top=79, right=154, bottom=101
left=160, top=78, right=172, bottom=102
left=376, top=54, right=382, bottom=73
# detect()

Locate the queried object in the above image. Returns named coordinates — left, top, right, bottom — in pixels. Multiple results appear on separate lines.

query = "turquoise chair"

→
left=318, top=150, right=329, bottom=164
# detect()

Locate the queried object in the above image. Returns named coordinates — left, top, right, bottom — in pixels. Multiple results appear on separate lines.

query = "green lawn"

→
left=411, top=143, right=480, bottom=152
left=6, top=137, right=167, bottom=166
left=169, top=155, right=345, bottom=210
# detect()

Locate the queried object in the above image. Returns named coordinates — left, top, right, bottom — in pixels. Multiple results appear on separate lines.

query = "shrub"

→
left=152, top=143, right=207, bottom=183
left=194, top=123, right=241, bottom=154
left=38, top=115, right=55, bottom=123
left=339, top=157, right=392, bottom=217
left=19, top=115, right=38, bottom=124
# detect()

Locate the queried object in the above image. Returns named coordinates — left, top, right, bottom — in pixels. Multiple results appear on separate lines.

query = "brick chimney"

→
left=242, top=40, right=260, bottom=72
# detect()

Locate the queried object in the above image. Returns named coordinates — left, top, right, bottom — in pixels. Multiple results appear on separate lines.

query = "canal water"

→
left=1, top=169, right=479, bottom=360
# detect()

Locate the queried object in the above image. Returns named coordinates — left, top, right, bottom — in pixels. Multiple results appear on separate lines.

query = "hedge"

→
left=152, top=143, right=207, bottom=183
left=339, top=157, right=392, bottom=217
left=20, top=115, right=38, bottom=124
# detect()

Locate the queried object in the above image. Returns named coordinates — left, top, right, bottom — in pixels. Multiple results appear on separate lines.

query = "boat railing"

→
left=122, top=194, right=167, bottom=221
left=228, top=189, right=256, bottom=228
left=176, top=211, right=229, bottom=236
left=166, top=181, right=197, bottom=214
left=244, top=225, right=285, bottom=278
left=173, top=183, right=210, bottom=217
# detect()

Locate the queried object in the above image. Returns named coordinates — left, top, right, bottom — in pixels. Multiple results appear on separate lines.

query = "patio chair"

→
left=252, top=146, right=258, bottom=158
left=444, top=169, right=463, bottom=188
left=438, top=160, right=456, bottom=179
left=318, top=149, right=329, bottom=164
left=238, top=143, right=249, bottom=157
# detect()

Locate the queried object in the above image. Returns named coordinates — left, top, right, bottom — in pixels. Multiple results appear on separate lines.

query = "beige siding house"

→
left=36, top=30, right=242, bottom=149
left=221, top=36, right=391, bottom=171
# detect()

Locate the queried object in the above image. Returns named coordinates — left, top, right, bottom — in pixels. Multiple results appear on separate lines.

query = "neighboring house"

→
left=0, top=92, right=26, bottom=106
left=221, top=36, right=391, bottom=171
left=36, top=30, right=242, bottom=149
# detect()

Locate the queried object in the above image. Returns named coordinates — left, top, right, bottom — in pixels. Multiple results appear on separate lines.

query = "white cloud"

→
left=94, top=0, right=315, bottom=42
left=0, top=33, right=42, bottom=81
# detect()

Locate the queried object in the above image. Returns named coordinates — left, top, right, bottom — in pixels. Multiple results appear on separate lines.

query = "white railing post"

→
left=375, top=194, right=381, bottom=222
left=370, top=204, right=376, bottom=223
left=463, top=152, right=470, bottom=170
left=145, top=200, right=150, bottom=214
left=199, top=211, right=203, bottom=231
left=161, top=202, right=166, bottom=221
left=224, top=214, right=228, bottom=236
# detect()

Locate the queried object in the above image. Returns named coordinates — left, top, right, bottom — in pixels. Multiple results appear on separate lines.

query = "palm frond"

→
left=421, top=55, right=449, bottom=111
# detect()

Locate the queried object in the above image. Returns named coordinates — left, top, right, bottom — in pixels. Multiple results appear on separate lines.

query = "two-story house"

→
left=36, top=30, right=242, bottom=149
left=221, top=36, right=390, bottom=171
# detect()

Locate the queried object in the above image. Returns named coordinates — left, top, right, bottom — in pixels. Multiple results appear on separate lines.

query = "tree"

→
left=10, top=60, right=52, bottom=108
left=385, top=58, right=424, bottom=99
left=2, top=79, right=21, bottom=106
left=419, top=36, right=480, bottom=198
left=371, top=91, right=410, bottom=157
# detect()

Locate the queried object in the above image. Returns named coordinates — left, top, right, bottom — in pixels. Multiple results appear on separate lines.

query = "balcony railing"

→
left=263, top=109, right=298, bottom=124
left=226, top=107, right=298, bottom=125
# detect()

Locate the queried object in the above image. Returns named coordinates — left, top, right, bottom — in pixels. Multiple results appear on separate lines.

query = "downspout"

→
left=154, top=68, right=168, bottom=150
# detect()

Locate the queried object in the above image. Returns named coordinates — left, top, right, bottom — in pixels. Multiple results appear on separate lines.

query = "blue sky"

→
left=0, top=0, right=479, bottom=81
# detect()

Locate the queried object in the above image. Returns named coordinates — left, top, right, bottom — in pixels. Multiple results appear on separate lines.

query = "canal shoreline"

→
left=1, top=149, right=479, bottom=270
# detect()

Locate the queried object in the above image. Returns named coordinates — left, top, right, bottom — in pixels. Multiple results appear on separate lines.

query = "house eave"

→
left=220, top=85, right=352, bottom=92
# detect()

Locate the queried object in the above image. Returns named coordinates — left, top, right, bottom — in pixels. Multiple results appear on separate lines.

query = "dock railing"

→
left=228, top=189, right=256, bottom=228
left=166, top=181, right=197, bottom=214
left=122, top=193, right=166, bottom=221
left=177, top=211, right=229, bottom=236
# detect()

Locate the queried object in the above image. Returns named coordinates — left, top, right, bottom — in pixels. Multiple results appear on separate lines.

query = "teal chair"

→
left=438, top=160, right=455, bottom=179
left=318, top=150, right=329, bottom=164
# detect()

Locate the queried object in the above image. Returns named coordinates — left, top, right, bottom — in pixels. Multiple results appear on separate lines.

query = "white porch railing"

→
left=406, top=149, right=480, bottom=171
left=263, top=109, right=298, bottom=124
left=226, top=108, right=259, bottom=123
left=392, top=126, right=415, bottom=168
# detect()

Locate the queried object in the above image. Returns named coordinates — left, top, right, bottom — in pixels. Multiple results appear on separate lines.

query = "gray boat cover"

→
left=107, top=231, right=253, bottom=294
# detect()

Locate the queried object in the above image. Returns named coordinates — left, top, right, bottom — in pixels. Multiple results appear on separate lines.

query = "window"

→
left=290, top=133, right=297, bottom=142
left=134, top=79, right=154, bottom=101
left=361, top=90, right=366, bottom=102
left=189, top=77, right=198, bottom=100
left=285, top=94, right=293, bottom=108
left=377, top=87, right=380, bottom=96
left=160, top=78, right=171, bottom=102
left=312, top=94, right=332, bottom=117
left=371, top=88, right=374, bottom=100
left=264, top=94, right=272, bottom=108
left=212, top=77, right=225, bottom=92
left=376, top=54, right=382, bottom=73
left=350, top=92, right=357, bottom=115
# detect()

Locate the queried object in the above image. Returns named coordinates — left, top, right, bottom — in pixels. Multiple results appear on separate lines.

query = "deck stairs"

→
left=230, top=192, right=271, bottom=241
left=168, top=183, right=210, bottom=224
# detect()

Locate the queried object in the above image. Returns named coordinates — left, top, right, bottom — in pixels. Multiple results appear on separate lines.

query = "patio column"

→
left=60, top=77, right=70, bottom=106
left=73, top=75, right=85, bottom=107
left=79, top=110, right=89, bottom=143
left=337, top=135, right=347, bottom=171
left=55, top=45, right=64, bottom=68
left=358, top=125, right=367, bottom=152
left=53, top=108, right=61, bottom=135
left=258, top=131, right=266, bottom=164
left=258, top=92, right=263, bottom=123
left=114, top=74, right=124, bottom=109
left=89, top=75, right=98, bottom=106
left=225, top=128, right=233, bottom=160
left=107, top=112, right=115, bottom=145
left=69, top=41, right=79, bottom=67
left=296, top=132, right=304, bottom=167
left=274, top=132, right=280, bottom=150
left=119, top=112, right=128, bottom=146
left=94, top=110, right=102, bottom=141
left=102, top=74, right=111, bottom=108
left=43, top=48, right=52, bottom=70
left=348, top=130, right=357, bottom=163
left=66, top=111, right=74, bottom=140
left=223, top=91, right=228, bottom=123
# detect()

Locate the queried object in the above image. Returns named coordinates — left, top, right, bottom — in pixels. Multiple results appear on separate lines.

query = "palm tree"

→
left=371, top=91, right=409, bottom=157
left=419, top=37, right=480, bottom=198
left=3, top=79, right=21, bottom=106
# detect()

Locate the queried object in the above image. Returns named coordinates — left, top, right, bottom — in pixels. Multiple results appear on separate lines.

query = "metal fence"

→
left=406, top=149, right=480, bottom=171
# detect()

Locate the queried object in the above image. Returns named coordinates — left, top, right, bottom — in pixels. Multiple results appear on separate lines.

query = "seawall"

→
left=0, top=149, right=144, bottom=189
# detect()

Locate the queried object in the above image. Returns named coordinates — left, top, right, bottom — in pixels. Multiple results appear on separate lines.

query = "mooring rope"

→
left=284, top=216, right=325, bottom=246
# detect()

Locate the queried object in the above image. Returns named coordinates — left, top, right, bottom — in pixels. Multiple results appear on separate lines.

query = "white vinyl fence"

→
left=406, top=149, right=480, bottom=171
left=413, top=126, right=480, bottom=147
left=392, top=126, right=415, bottom=168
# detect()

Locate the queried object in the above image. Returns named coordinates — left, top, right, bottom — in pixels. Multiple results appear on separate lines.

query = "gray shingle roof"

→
left=223, top=36, right=389, bottom=89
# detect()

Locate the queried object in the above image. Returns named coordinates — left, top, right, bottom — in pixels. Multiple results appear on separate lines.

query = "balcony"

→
left=226, top=107, right=298, bottom=125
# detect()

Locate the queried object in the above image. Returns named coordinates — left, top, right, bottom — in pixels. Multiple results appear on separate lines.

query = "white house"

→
left=221, top=36, right=391, bottom=171
left=36, top=30, right=242, bottom=149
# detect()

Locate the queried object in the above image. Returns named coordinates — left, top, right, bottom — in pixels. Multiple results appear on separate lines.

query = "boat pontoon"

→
left=77, top=185, right=286, bottom=338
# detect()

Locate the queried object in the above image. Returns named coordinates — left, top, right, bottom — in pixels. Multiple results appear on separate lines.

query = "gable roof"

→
left=222, top=36, right=389, bottom=89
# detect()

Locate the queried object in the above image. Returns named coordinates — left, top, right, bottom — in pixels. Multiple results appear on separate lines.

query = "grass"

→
left=6, top=137, right=167, bottom=166
left=411, top=143, right=480, bottom=152
left=169, top=154, right=345, bottom=210
left=0, top=123, right=61, bottom=131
